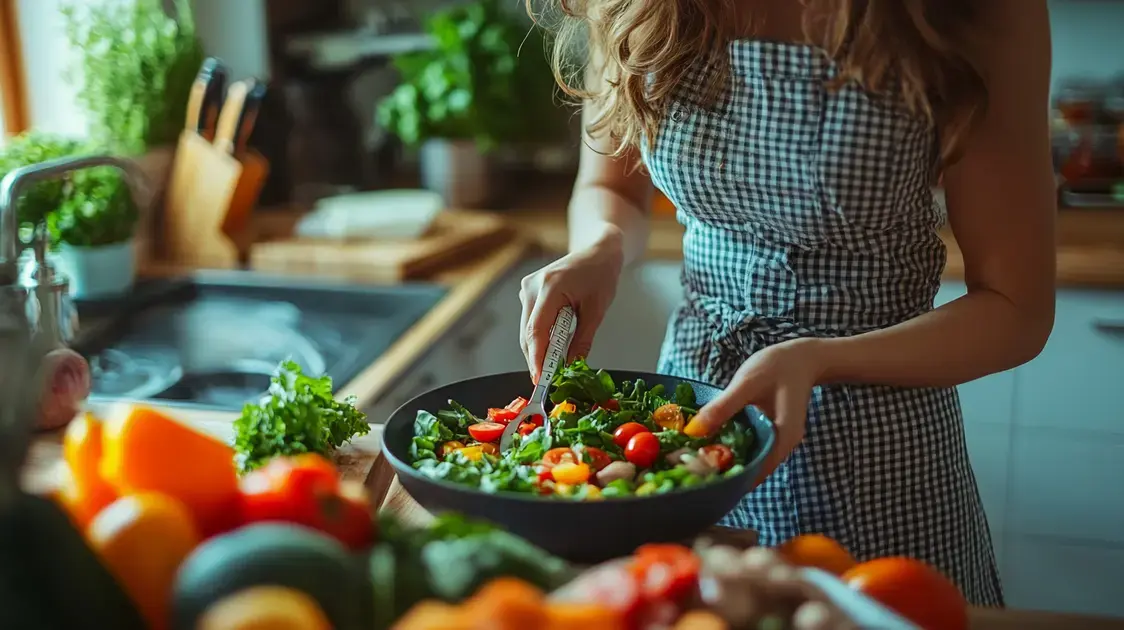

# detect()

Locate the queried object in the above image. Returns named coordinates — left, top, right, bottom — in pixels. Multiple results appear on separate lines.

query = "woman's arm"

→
left=813, top=0, right=1057, bottom=388
left=567, top=37, right=655, bottom=265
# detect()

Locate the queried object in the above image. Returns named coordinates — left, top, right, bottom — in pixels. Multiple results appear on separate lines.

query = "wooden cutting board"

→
left=248, top=210, right=514, bottom=282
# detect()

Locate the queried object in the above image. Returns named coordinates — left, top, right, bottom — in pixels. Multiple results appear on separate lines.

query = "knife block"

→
left=162, top=131, right=268, bottom=268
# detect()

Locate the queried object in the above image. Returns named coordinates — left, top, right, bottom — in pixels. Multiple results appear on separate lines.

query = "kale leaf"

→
left=233, top=360, right=370, bottom=473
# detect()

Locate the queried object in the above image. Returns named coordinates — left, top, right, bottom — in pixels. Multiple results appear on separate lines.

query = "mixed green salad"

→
left=409, top=359, right=754, bottom=499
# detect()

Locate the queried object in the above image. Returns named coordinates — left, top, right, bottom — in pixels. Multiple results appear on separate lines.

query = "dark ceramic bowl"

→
left=382, top=371, right=775, bottom=563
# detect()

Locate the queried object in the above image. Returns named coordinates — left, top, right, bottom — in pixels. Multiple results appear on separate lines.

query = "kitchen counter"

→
left=504, top=207, right=1124, bottom=289
left=21, top=237, right=533, bottom=494
left=17, top=192, right=1124, bottom=628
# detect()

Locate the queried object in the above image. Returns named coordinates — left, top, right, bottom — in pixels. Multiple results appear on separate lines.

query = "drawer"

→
left=1007, top=430, right=1124, bottom=544
left=1004, top=536, right=1124, bottom=618
left=1014, top=289, right=1124, bottom=435
left=963, top=421, right=1012, bottom=536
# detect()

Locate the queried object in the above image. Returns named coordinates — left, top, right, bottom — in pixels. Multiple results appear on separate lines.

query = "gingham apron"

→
left=644, top=41, right=1004, bottom=606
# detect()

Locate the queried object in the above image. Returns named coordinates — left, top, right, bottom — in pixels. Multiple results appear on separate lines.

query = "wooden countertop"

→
left=505, top=207, right=1124, bottom=289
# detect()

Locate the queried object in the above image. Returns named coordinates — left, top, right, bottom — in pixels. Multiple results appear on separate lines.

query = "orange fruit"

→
left=463, top=578, right=547, bottom=629
left=392, top=601, right=471, bottom=630
left=197, top=586, right=332, bottom=630
left=778, top=534, right=858, bottom=575
left=60, top=412, right=118, bottom=525
left=842, top=557, right=968, bottom=630
left=544, top=603, right=628, bottom=630
left=88, top=493, right=201, bottom=630
left=100, top=406, right=240, bottom=536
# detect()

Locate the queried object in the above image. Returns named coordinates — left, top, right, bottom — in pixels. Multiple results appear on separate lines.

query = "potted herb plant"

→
left=377, top=0, right=561, bottom=208
left=61, top=0, right=203, bottom=257
left=0, top=132, right=82, bottom=235
left=0, top=132, right=138, bottom=299
left=48, top=163, right=140, bottom=300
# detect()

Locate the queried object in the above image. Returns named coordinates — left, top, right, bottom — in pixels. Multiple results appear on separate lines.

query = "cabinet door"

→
left=587, top=261, right=684, bottom=370
left=363, top=341, right=456, bottom=425
left=1013, top=288, right=1124, bottom=436
left=1007, top=288, right=1124, bottom=543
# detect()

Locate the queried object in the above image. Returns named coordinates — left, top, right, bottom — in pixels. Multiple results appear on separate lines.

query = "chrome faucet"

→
left=0, top=156, right=145, bottom=480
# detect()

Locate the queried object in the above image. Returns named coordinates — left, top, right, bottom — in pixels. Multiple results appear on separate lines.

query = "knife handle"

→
left=214, top=80, right=250, bottom=154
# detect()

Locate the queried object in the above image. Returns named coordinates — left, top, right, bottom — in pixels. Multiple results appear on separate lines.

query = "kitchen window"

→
left=0, top=0, right=30, bottom=143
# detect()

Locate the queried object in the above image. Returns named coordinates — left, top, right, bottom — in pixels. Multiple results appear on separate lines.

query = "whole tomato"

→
left=239, top=454, right=374, bottom=550
left=842, top=557, right=968, bottom=630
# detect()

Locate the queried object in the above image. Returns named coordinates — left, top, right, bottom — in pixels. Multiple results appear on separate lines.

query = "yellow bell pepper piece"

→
left=550, top=401, right=577, bottom=419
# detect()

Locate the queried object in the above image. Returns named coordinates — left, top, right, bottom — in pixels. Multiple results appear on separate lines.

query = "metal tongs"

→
left=499, top=306, right=578, bottom=452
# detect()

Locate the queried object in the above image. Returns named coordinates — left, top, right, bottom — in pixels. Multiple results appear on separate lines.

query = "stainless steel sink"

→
left=72, top=270, right=446, bottom=411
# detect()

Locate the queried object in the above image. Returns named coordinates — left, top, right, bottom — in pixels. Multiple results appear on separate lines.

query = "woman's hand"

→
left=519, top=229, right=625, bottom=380
left=683, top=338, right=823, bottom=485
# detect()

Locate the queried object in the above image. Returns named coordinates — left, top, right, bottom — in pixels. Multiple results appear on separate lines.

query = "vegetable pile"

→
left=47, top=402, right=581, bottom=630
left=409, top=359, right=754, bottom=498
left=547, top=534, right=968, bottom=630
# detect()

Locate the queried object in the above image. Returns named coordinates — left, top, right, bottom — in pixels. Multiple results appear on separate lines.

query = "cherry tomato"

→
left=593, top=398, right=620, bottom=412
left=625, top=432, right=660, bottom=469
left=630, top=544, right=701, bottom=603
left=612, top=422, right=650, bottom=449
left=652, top=404, right=686, bottom=431
left=438, top=440, right=466, bottom=459
left=698, top=444, right=735, bottom=472
left=506, top=397, right=530, bottom=413
left=562, top=563, right=645, bottom=627
left=552, top=462, right=592, bottom=485
left=468, top=422, right=506, bottom=443
left=541, top=447, right=579, bottom=469
left=517, top=422, right=537, bottom=436
left=580, top=447, right=612, bottom=472
left=487, top=408, right=518, bottom=424
left=537, top=469, right=554, bottom=483
left=527, top=414, right=544, bottom=427
left=479, top=442, right=500, bottom=456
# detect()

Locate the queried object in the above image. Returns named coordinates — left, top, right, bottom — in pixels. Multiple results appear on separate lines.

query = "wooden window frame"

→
left=0, top=0, right=29, bottom=135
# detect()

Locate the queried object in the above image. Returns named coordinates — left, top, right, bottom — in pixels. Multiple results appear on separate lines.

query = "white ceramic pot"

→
left=419, top=139, right=493, bottom=209
left=52, top=239, right=136, bottom=300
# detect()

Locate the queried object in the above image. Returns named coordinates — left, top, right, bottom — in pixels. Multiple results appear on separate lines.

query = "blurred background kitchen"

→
left=2, top=0, right=1123, bottom=624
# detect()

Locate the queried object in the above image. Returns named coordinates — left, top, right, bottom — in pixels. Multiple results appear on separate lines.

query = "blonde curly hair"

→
left=527, top=0, right=989, bottom=169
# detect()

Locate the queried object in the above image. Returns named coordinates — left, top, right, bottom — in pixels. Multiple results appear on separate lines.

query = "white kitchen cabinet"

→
left=587, top=261, right=684, bottom=371
left=363, top=336, right=463, bottom=425
left=1013, top=288, right=1124, bottom=436
left=1004, top=536, right=1124, bottom=618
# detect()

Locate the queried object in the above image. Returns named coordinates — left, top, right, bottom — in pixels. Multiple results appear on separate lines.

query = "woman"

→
left=518, top=0, right=1056, bottom=606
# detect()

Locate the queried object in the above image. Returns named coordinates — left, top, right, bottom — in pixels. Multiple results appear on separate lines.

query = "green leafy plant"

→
left=0, top=132, right=138, bottom=248
left=377, top=0, right=562, bottom=150
left=61, top=0, right=204, bottom=154
left=47, top=165, right=138, bottom=248
left=0, top=132, right=81, bottom=230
